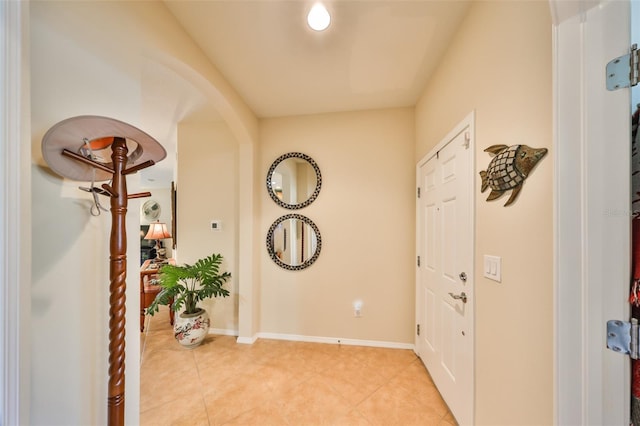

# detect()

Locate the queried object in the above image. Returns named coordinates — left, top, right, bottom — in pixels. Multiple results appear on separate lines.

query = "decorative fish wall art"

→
left=479, top=144, right=548, bottom=206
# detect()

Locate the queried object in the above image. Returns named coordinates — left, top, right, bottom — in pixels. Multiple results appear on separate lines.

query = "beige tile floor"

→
left=140, top=306, right=458, bottom=426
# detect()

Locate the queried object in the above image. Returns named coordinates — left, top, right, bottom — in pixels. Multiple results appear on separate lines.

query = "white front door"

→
left=416, top=113, right=474, bottom=425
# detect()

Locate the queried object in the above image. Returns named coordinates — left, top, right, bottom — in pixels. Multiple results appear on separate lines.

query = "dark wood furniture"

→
left=140, top=259, right=175, bottom=332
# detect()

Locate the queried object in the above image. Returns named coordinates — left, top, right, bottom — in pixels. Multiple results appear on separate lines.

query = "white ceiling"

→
left=164, top=0, right=471, bottom=117
left=141, top=0, right=470, bottom=186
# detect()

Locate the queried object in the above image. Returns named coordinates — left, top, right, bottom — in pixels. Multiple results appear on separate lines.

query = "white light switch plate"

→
left=484, top=255, right=501, bottom=282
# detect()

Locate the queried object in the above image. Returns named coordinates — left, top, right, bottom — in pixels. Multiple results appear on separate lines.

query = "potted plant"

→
left=147, top=253, right=231, bottom=348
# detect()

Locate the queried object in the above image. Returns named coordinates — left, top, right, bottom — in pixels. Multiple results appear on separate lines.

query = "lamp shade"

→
left=144, top=222, right=172, bottom=240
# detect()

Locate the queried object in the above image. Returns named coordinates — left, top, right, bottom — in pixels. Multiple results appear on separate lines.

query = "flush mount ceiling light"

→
left=307, top=3, right=330, bottom=31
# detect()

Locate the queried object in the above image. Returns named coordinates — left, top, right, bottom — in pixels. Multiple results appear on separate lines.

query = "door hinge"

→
left=417, top=187, right=421, bottom=198
left=606, top=44, right=639, bottom=91
left=463, top=131, right=470, bottom=149
left=606, top=319, right=639, bottom=358
left=417, top=324, right=420, bottom=336
left=417, top=255, right=421, bottom=267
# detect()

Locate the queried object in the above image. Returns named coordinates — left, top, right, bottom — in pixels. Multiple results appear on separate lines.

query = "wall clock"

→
left=142, top=199, right=161, bottom=221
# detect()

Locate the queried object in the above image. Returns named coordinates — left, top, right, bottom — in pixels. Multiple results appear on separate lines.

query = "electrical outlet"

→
left=354, top=301, right=362, bottom=317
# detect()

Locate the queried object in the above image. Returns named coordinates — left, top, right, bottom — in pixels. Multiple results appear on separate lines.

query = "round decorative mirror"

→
left=266, top=152, right=321, bottom=209
left=267, top=214, right=322, bottom=270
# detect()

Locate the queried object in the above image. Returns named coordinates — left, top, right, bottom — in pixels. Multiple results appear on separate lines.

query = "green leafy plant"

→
left=147, top=253, right=231, bottom=316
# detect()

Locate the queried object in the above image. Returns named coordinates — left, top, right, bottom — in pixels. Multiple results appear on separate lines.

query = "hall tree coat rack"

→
left=41, top=116, right=166, bottom=426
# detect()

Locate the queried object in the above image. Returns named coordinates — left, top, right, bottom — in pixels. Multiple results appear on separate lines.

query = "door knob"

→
left=448, top=292, right=468, bottom=303
left=459, top=272, right=467, bottom=282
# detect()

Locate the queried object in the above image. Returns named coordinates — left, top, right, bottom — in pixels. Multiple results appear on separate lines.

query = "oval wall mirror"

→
left=266, top=152, right=322, bottom=209
left=267, top=214, right=322, bottom=270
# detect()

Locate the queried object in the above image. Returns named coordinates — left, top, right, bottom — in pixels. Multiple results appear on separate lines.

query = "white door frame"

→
left=1, top=1, right=31, bottom=424
left=552, top=1, right=630, bottom=424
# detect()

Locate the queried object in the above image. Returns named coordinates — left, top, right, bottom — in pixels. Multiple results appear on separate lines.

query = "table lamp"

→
left=144, top=221, right=172, bottom=262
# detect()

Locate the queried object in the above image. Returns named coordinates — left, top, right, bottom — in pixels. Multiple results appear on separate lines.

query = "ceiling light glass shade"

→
left=144, top=221, right=172, bottom=240
left=307, top=3, right=330, bottom=31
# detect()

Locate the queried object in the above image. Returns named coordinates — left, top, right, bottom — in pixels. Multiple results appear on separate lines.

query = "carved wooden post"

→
left=108, top=137, right=128, bottom=425
left=41, top=116, right=166, bottom=426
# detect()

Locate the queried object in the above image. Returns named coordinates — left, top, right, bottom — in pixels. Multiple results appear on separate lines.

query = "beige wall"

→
left=177, top=121, right=239, bottom=332
left=30, top=4, right=143, bottom=423
left=416, top=2, right=553, bottom=424
left=259, top=109, right=415, bottom=343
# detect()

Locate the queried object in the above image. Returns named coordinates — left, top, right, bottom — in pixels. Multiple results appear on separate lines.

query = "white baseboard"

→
left=208, top=328, right=414, bottom=350
left=236, top=335, right=258, bottom=345
left=256, top=332, right=414, bottom=350
left=206, top=328, right=257, bottom=345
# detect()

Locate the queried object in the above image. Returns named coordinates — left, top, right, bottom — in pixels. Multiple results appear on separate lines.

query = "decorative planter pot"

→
left=173, top=308, right=210, bottom=348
